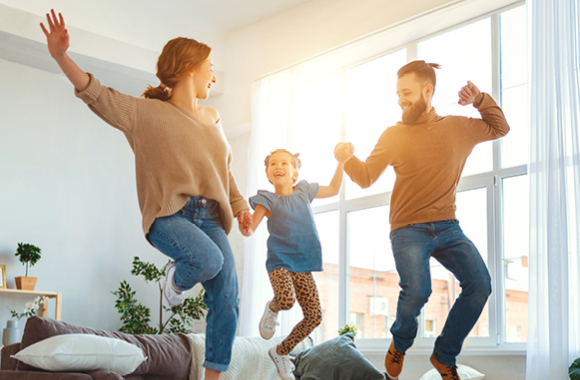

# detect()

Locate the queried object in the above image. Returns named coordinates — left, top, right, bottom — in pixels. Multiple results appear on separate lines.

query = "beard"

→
left=402, top=96, right=428, bottom=124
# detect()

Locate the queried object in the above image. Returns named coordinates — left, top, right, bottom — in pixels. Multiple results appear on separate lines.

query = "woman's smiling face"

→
left=192, top=52, right=216, bottom=99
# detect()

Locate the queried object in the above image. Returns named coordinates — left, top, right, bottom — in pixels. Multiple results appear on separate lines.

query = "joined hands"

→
left=238, top=210, right=253, bottom=237
left=334, top=142, right=354, bottom=163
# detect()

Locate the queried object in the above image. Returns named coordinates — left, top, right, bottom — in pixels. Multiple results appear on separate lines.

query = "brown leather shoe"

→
left=430, top=354, right=461, bottom=380
left=384, top=341, right=405, bottom=379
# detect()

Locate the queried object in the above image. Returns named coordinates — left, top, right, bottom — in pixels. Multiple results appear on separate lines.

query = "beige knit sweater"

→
left=344, top=93, right=510, bottom=232
left=75, top=74, right=249, bottom=235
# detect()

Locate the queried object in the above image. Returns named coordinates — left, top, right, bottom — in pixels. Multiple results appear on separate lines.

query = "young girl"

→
left=242, top=149, right=346, bottom=380
left=41, top=10, right=250, bottom=380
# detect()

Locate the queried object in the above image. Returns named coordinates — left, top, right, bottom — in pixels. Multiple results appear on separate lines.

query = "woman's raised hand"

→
left=40, top=10, right=69, bottom=59
left=39, top=10, right=90, bottom=91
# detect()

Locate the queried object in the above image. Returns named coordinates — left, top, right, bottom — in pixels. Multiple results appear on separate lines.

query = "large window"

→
left=301, top=3, right=529, bottom=349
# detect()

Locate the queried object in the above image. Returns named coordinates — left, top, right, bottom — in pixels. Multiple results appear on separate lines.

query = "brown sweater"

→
left=344, top=93, right=510, bottom=231
left=75, top=74, right=249, bottom=235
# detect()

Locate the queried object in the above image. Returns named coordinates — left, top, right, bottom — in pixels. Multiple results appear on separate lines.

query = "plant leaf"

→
left=570, top=358, right=580, bottom=380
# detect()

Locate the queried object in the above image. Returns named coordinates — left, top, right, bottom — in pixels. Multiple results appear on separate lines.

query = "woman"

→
left=41, top=10, right=251, bottom=379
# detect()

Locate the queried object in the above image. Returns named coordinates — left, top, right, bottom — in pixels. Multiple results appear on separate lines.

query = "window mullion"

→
left=494, top=175, right=506, bottom=346
left=338, top=69, right=348, bottom=330
left=492, top=11, right=505, bottom=347
left=491, top=12, right=502, bottom=173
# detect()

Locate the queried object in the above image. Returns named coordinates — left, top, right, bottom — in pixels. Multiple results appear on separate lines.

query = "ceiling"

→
left=0, top=0, right=312, bottom=95
left=0, top=0, right=311, bottom=52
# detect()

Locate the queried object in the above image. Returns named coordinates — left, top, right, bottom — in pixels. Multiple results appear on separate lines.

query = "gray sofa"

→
left=0, top=316, right=192, bottom=380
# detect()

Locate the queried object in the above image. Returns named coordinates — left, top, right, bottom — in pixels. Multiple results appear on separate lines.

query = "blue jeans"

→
left=389, top=220, right=491, bottom=366
left=147, top=197, right=239, bottom=372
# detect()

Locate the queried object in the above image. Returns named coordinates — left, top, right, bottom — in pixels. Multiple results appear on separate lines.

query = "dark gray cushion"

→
left=0, top=371, right=92, bottom=380
left=0, top=343, right=20, bottom=370
left=293, top=333, right=384, bottom=380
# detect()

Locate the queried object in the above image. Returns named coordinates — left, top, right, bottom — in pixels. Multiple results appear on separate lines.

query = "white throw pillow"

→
left=419, top=364, right=485, bottom=380
left=11, top=334, right=147, bottom=376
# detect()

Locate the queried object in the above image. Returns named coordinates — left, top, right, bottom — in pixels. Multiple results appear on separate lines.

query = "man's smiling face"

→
left=396, top=73, right=432, bottom=124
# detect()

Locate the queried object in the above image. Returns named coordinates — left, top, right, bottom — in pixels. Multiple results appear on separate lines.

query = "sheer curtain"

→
left=239, top=68, right=305, bottom=336
left=527, top=0, right=580, bottom=378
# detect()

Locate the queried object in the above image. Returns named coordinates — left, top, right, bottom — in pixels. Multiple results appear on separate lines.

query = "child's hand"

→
left=240, top=226, right=253, bottom=237
left=238, top=210, right=253, bottom=236
left=334, top=142, right=354, bottom=163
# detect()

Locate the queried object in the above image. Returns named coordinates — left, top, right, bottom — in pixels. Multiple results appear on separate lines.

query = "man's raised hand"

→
left=458, top=81, right=481, bottom=106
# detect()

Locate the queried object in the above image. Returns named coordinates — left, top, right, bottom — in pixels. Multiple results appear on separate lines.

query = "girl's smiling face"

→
left=266, top=151, right=298, bottom=187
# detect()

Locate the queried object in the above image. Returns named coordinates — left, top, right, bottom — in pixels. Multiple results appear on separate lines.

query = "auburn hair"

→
left=397, top=60, right=441, bottom=89
left=142, top=37, right=212, bottom=100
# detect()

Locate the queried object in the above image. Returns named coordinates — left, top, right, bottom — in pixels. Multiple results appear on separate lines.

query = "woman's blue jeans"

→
left=147, top=196, right=239, bottom=372
left=389, top=219, right=491, bottom=366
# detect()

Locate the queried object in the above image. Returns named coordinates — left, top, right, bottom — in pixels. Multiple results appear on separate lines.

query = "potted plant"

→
left=338, top=323, right=358, bottom=337
left=111, top=256, right=207, bottom=335
left=14, top=243, right=42, bottom=290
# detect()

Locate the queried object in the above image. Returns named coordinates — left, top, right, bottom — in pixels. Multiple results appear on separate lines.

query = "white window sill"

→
left=356, top=339, right=527, bottom=357
left=360, top=347, right=526, bottom=357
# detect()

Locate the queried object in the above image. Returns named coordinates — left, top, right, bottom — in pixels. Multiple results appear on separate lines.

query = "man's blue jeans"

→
left=389, top=219, right=491, bottom=366
left=147, top=196, right=239, bottom=372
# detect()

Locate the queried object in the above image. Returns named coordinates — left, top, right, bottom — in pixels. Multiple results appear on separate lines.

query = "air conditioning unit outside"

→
left=369, top=296, right=389, bottom=316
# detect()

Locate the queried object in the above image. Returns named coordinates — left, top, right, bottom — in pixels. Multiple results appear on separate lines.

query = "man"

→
left=335, top=61, right=509, bottom=380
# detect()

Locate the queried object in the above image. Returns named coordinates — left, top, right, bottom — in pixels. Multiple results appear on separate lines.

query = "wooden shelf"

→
left=0, top=288, right=62, bottom=321
left=0, top=288, right=58, bottom=297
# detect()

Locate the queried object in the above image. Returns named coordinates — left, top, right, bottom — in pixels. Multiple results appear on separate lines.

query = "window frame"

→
left=309, top=1, right=528, bottom=352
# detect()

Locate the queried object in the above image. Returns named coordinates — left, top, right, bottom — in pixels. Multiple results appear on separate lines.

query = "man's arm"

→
left=335, top=130, right=391, bottom=189
left=459, top=81, right=510, bottom=140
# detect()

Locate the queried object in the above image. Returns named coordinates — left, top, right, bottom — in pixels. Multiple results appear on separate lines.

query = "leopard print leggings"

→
left=268, top=268, right=322, bottom=355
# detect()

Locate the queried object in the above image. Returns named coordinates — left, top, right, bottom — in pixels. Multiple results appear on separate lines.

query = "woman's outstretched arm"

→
left=40, top=9, right=90, bottom=91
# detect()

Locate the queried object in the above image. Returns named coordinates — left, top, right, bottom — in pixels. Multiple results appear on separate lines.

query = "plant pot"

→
left=15, top=276, right=37, bottom=291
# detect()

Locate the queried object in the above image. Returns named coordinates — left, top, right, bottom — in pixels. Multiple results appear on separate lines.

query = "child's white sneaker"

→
left=268, top=346, right=295, bottom=380
left=259, top=301, right=279, bottom=339
left=162, top=262, right=185, bottom=306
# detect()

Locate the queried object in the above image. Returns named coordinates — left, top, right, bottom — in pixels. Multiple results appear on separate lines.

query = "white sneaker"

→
left=268, top=346, right=295, bottom=380
left=162, top=262, right=185, bottom=306
left=259, top=301, right=279, bottom=339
